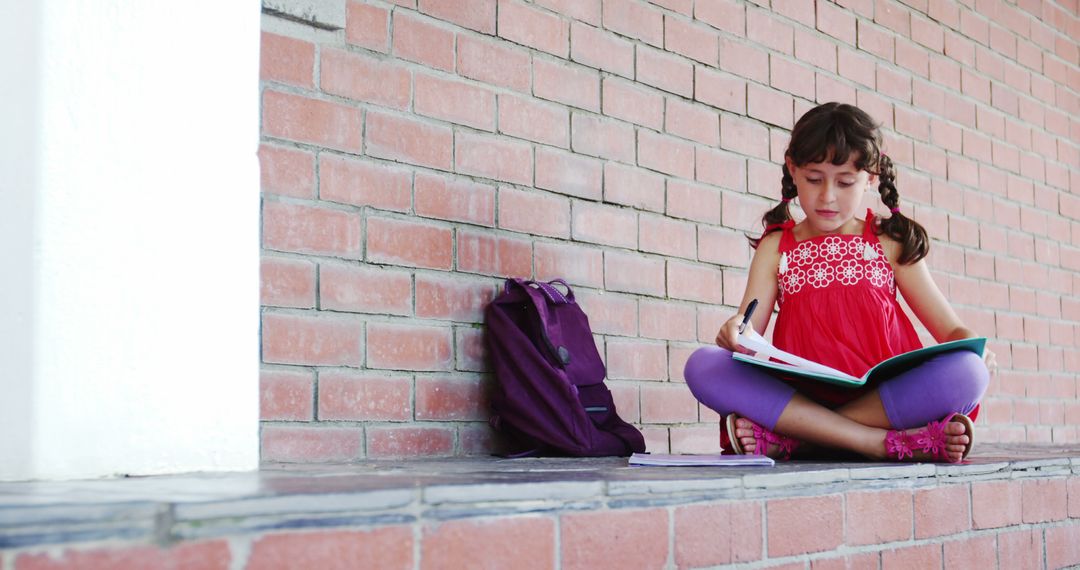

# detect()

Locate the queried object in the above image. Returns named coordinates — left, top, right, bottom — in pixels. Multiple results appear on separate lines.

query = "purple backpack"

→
left=484, top=278, right=646, bottom=457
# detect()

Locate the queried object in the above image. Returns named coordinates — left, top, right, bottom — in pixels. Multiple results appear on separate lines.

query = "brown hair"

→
left=750, top=102, right=929, bottom=265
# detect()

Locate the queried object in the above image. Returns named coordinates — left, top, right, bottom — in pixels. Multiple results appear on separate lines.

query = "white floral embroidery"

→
left=806, top=261, right=834, bottom=288
left=837, top=258, right=864, bottom=285
left=866, top=258, right=890, bottom=288
left=781, top=266, right=806, bottom=295
left=821, top=236, right=847, bottom=262
left=791, top=241, right=817, bottom=266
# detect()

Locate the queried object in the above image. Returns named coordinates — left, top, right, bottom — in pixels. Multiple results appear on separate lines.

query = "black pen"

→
left=738, top=299, right=758, bottom=334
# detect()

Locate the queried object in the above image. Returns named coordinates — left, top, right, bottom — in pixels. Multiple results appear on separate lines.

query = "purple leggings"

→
left=684, top=346, right=989, bottom=431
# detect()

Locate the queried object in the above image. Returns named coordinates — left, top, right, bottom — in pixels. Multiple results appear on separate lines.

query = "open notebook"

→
left=733, top=329, right=986, bottom=388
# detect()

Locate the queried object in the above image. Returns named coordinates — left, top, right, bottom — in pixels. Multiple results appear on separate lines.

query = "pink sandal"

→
left=725, top=413, right=800, bottom=460
left=885, top=412, right=974, bottom=463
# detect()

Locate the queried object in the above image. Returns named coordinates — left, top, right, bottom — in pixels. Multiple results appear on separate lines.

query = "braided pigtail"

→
left=748, top=163, right=799, bottom=249
left=875, top=154, right=929, bottom=264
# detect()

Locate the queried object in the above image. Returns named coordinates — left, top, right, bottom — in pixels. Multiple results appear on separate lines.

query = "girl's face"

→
left=786, top=154, right=876, bottom=237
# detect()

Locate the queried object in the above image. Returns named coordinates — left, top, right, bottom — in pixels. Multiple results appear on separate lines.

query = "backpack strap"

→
left=505, top=278, right=575, bottom=304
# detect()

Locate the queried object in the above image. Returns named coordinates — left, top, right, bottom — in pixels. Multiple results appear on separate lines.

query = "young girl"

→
left=684, top=102, right=994, bottom=463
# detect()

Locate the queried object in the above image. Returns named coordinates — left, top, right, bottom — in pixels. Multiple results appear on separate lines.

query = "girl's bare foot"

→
left=729, top=416, right=800, bottom=459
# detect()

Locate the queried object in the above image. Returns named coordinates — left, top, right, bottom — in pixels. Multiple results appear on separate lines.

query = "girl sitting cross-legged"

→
left=684, top=102, right=994, bottom=463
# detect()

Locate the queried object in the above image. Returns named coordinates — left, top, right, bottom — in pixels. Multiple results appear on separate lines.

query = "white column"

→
left=0, top=0, right=261, bottom=480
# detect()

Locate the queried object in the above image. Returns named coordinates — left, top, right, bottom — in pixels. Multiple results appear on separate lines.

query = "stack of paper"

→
left=628, top=453, right=775, bottom=467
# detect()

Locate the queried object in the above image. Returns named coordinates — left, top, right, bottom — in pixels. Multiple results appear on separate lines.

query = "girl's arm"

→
left=715, top=232, right=782, bottom=353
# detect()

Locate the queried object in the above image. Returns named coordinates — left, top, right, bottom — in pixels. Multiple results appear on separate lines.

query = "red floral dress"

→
left=770, top=209, right=923, bottom=408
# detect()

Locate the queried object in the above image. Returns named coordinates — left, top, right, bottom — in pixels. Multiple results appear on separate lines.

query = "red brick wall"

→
left=259, top=0, right=1080, bottom=461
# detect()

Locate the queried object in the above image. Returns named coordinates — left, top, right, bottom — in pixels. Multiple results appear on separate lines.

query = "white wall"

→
left=0, top=1, right=260, bottom=480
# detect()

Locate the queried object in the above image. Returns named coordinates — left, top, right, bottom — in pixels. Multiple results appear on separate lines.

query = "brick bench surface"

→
left=4, top=444, right=1080, bottom=569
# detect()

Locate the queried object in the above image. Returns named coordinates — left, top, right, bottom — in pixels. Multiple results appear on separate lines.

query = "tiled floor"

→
left=2, top=443, right=1078, bottom=550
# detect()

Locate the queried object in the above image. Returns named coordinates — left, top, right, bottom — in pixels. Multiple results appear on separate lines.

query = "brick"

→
left=838, top=48, right=876, bottom=89
left=636, top=45, right=694, bottom=97
left=561, top=509, right=668, bottom=570
left=419, top=0, right=495, bottom=34
left=720, top=115, right=770, bottom=160
left=877, top=64, right=912, bottom=102
left=845, top=490, right=912, bottom=546
left=263, top=90, right=362, bottom=153
left=665, top=99, right=719, bottom=146
left=454, top=326, right=487, bottom=372
left=319, top=371, right=411, bottom=421
left=422, top=516, right=554, bottom=570
left=322, top=48, right=410, bottom=111
left=572, top=113, right=635, bottom=163
left=998, top=529, right=1043, bottom=570
left=319, top=154, right=410, bottom=211
left=767, top=496, right=842, bottom=556
left=534, top=58, right=600, bottom=112
left=795, top=29, right=837, bottom=74
left=367, top=322, right=452, bottom=371
left=457, top=34, right=530, bottom=92
left=576, top=289, right=638, bottom=335
left=415, top=172, right=496, bottom=227
left=638, top=130, right=695, bottom=178
left=535, top=147, right=603, bottom=200
left=570, top=21, right=634, bottom=77
left=367, top=216, right=452, bottom=270
left=667, top=179, right=722, bottom=224
left=414, top=376, right=485, bottom=421
left=699, top=227, right=750, bottom=267
left=604, top=251, right=664, bottom=296
left=259, top=144, right=314, bottom=199
left=457, top=229, right=532, bottom=278
left=748, top=83, right=794, bottom=130
left=641, top=383, right=699, bottom=423
left=367, top=426, right=454, bottom=457
left=499, top=94, right=568, bottom=148
left=366, top=111, right=453, bottom=170
left=535, top=0, right=600, bottom=26
left=416, top=274, right=496, bottom=322
left=415, top=73, right=495, bottom=131
left=747, top=7, right=793, bottom=54
left=639, top=213, right=696, bottom=259
left=346, top=1, right=390, bottom=51
left=695, top=0, right=744, bottom=36
left=770, top=55, right=815, bottom=101
left=260, top=32, right=314, bottom=88
left=858, top=21, right=895, bottom=61
left=694, top=67, right=746, bottom=114
left=896, top=38, right=930, bottom=78
left=609, top=381, right=640, bottom=423
left=602, top=77, right=664, bottom=130
left=606, top=339, right=667, bottom=381
left=674, top=502, right=761, bottom=566
left=455, top=131, right=532, bottom=185
left=1047, top=524, right=1080, bottom=570
left=1022, top=478, right=1068, bottom=523
left=817, top=0, right=857, bottom=45
left=320, top=263, right=410, bottom=315
left=498, top=187, right=570, bottom=238
left=261, top=368, right=314, bottom=421
left=249, top=529, right=413, bottom=570
left=602, top=163, right=663, bottom=212
left=667, top=261, right=723, bottom=303
left=263, top=200, right=360, bottom=258
left=665, top=16, right=718, bottom=66
left=881, top=544, right=941, bottom=570
left=811, top=553, right=880, bottom=570
left=670, top=425, right=722, bottom=453
left=914, top=484, right=970, bottom=538
left=392, top=12, right=454, bottom=72
left=261, top=426, right=362, bottom=462
left=262, top=312, right=362, bottom=366
left=639, top=296, right=696, bottom=342
left=718, top=37, right=769, bottom=83
left=261, top=256, right=316, bottom=309
left=534, top=242, right=603, bottom=287
left=15, top=541, right=232, bottom=570
left=697, top=147, right=746, bottom=191
left=572, top=201, right=638, bottom=249
left=498, top=0, right=568, bottom=57
left=723, top=190, right=766, bottom=232
left=602, top=0, right=663, bottom=47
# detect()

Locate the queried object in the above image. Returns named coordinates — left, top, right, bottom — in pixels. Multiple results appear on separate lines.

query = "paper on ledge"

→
left=628, top=453, right=775, bottom=467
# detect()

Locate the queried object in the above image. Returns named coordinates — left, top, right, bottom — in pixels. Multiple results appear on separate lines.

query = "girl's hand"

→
left=715, top=314, right=753, bottom=354
left=982, top=347, right=998, bottom=375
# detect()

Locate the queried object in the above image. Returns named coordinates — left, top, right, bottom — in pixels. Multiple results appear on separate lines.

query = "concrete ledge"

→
left=3, top=444, right=1080, bottom=568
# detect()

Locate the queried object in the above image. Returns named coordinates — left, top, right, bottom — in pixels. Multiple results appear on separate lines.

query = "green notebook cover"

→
left=731, top=337, right=987, bottom=387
